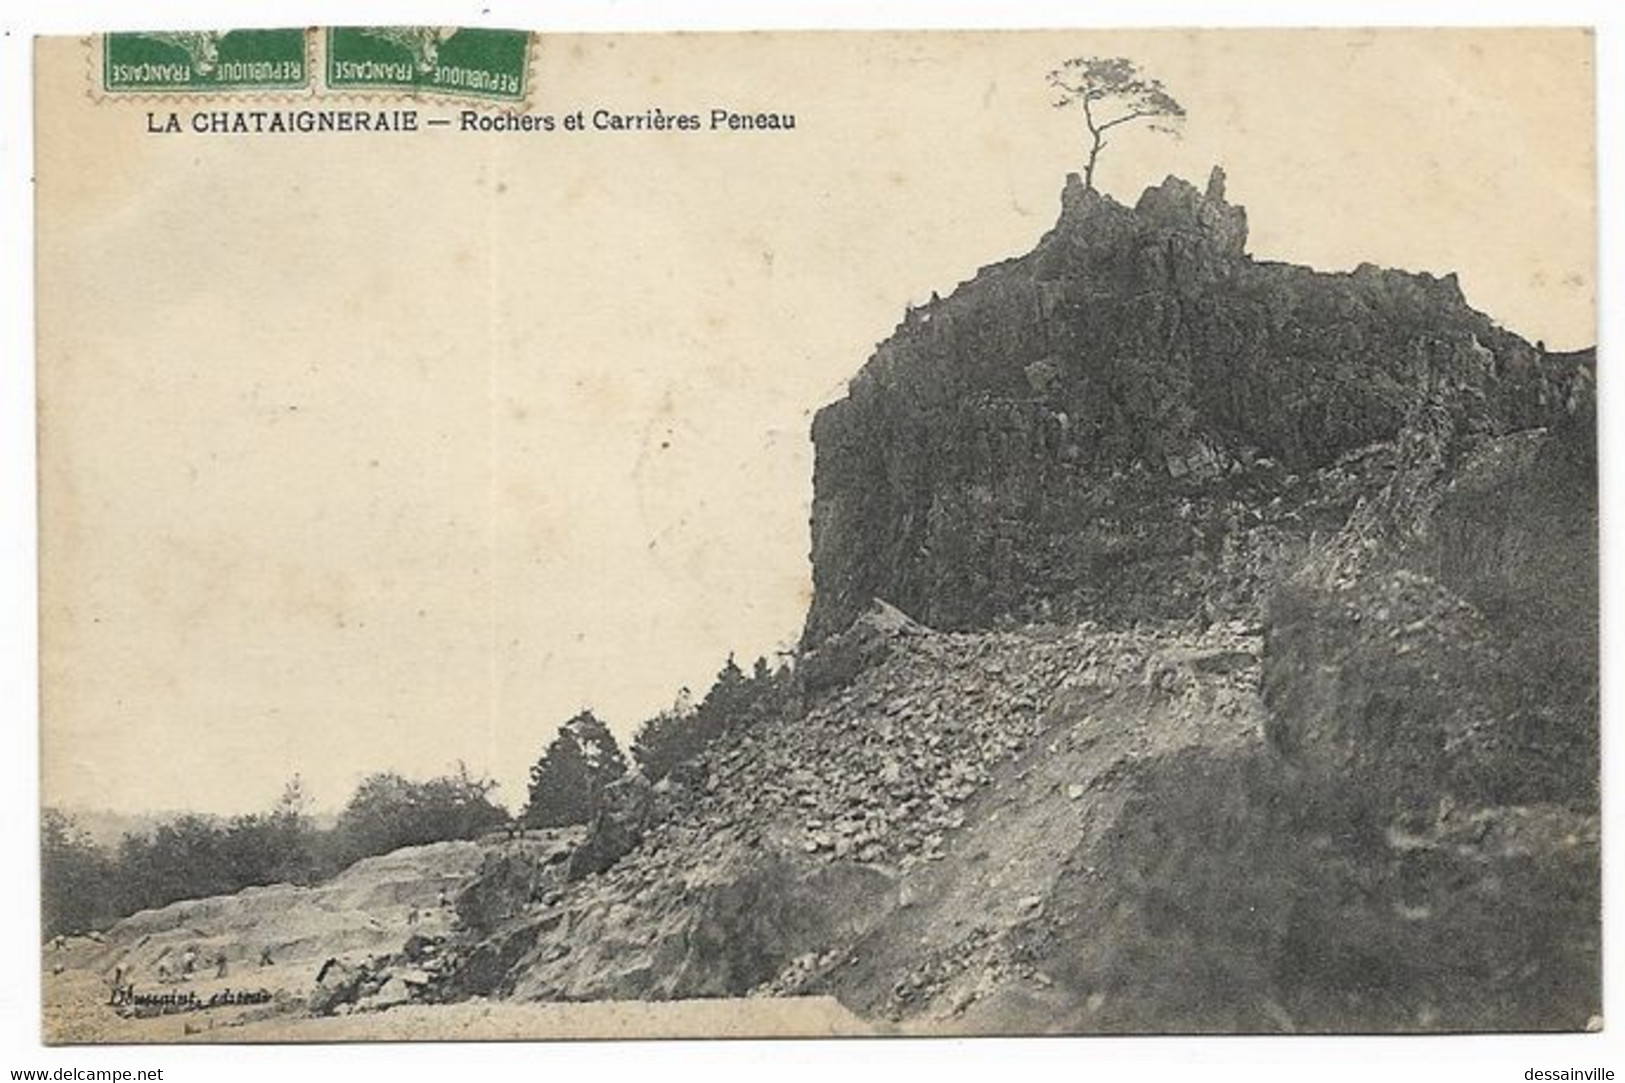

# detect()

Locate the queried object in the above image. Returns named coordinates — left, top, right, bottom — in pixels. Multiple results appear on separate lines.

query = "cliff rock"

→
left=805, top=169, right=1585, bottom=642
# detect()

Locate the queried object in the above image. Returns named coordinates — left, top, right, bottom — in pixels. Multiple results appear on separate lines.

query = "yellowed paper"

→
left=37, top=28, right=1597, bottom=1042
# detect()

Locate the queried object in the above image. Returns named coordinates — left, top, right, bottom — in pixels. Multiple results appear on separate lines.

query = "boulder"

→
left=309, top=957, right=366, bottom=1016
left=566, top=773, right=661, bottom=882
left=799, top=598, right=930, bottom=694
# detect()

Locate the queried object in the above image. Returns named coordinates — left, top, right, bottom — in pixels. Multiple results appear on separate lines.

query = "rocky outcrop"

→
left=1229, top=365, right=1599, bottom=1030
left=435, top=171, right=1596, bottom=1035
left=993, top=745, right=1599, bottom=1034
left=804, top=169, right=1587, bottom=642
left=1264, top=366, right=1597, bottom=811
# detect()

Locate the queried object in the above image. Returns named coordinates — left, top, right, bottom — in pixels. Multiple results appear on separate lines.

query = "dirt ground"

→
left=43, top=960, right=877, bottom=1043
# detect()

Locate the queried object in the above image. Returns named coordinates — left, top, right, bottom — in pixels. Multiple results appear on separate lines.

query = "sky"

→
left=34, top=28, right=1595, bottom=816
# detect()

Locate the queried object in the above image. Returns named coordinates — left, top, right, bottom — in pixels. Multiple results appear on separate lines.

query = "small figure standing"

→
left=109, top=964, right=135, bottom=1005
left=259, top=946, right=275, bottom=967
left=215, top=952, right=228, bottom=979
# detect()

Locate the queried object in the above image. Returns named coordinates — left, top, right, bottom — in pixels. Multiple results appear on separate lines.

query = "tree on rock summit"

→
left=1047, top=56, right=1186, bottom=190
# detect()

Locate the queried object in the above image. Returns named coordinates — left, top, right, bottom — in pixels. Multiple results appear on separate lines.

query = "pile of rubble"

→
left=449, top=602, right=1265, bottom=1003
left=310, top=932, right=454, bottom=1016
left=710, top=608, right=1253, bottom=870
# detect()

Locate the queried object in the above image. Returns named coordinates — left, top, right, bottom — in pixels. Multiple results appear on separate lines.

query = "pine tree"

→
left=524, top=710, right=627, bottom=827
left=631, top=654, right=783, bottom=782
left=631, top=690, right=701, bottom=781
left=1047, top=56, right=1186, bottom=191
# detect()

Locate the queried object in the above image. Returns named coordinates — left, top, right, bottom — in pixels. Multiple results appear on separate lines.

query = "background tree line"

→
left=42, top=651, right=794, bottom=940
left=41, top=765, right=506, bottom=940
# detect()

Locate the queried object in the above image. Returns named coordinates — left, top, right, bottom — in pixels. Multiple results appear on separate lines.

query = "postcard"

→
left=35, top=27, right=1597, bottom=1041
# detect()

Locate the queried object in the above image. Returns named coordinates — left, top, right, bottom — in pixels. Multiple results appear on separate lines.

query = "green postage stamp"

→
left=98, top=28, right=532, bottom=100
left=325, top=28, right=532, bottom=101
left=102, top=29, right=309, bottom=92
